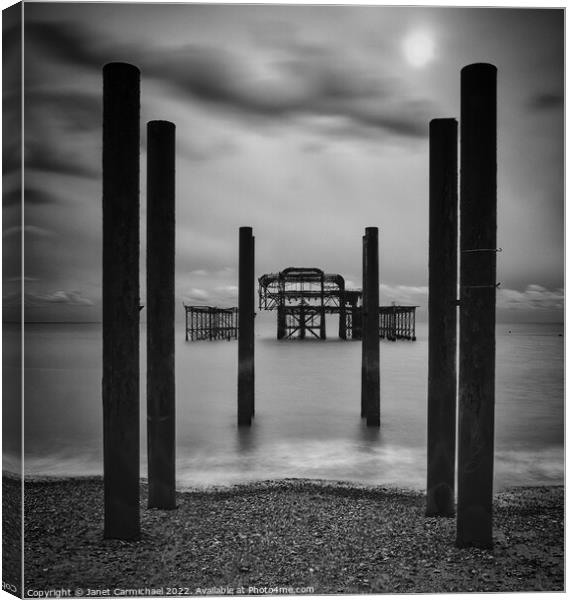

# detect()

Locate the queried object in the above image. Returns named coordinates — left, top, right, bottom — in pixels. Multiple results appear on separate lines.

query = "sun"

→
left=403, top=30, right=436, bottom=68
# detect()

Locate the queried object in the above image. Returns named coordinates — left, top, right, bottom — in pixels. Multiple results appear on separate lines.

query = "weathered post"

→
left=426, top=118, right=458, bottom=517
left=360, top=233, right=368, bottom=418
left=362, top=227, right=380, bottom=427
left=147, top=120, right=176, bottom=510
left=319, top=274, right=326, bottom=340
left=238, top=227, right=255, bottom=425
left=457, top=63, right=497, bottom=548
left=102, top=62, right=141, bottom=540
left=338, top=281, right=347, bottom=340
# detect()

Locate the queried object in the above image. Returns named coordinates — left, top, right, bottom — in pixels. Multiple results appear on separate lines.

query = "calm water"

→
left=4, top=317, right=564, bottom=490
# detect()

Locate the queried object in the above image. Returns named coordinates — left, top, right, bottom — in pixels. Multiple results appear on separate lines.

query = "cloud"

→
left=150, top=43, right=432, bottom=139
left=528, top=92, right=563, bottom=111
left=380, top=283, right=428, bottom=306
left=25, top=21, right=110, bottom=70
left=179, top=137, right=241, bottom=163
left=26, top=19, right=432, bottom=142
left=3, top=225, right=54, bottom=238
left=3, top=184, right=63, bottom=207
left=23, top=290, right=94, bottom=307
left=214, top=285, right=239, bottom=302
left=183, top=288, right=211, bottom=303
left=25, top=140, right=99, bottom=178
left=24, top=91, right=101, bottom=180
left=180, top=284, right=239, bottom=307
left=26, top=90, right=101, bottom=133
left=498, top=285, right=563, bottom=311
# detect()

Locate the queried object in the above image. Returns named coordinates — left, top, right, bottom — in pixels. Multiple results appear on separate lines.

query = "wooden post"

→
left=362, top=227, right=380, bottom=427
left=238, top=227, right=255, bottom=425
left=147, top=120, right=176, bottom=510
left=457, top=63, right=497, bottom=548
left=360, top=233, right=367, bottom=418
left=338, top=279, right=347, bottom=340
left=426, top=118, right=458, bottom=517
left=102, top=62, right=141, bottom=540
left=319, top=274, right=326, bottom=340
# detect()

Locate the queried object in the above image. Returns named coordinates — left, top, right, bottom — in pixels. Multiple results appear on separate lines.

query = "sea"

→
left=3, top=316, right=564, bottom=491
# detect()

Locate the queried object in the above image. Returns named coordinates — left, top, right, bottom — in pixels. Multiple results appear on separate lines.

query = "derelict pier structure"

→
left=258, top=267, right=416, bottom=341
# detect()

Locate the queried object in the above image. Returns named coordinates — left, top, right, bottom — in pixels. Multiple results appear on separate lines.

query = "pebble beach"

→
left=4, top=475, right=563, bottom=595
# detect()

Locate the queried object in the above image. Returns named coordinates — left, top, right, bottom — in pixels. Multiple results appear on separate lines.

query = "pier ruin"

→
left=258, top=267, right=417, bottom=341
left=184, top=305, right=239, bottom=341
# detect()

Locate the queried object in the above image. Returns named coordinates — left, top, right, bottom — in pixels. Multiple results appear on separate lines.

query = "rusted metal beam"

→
left=457, top=63, right=497, bottom=549
left=102, top=62, right=141, bottom=540
left=426, top=118, right=458, bottom=518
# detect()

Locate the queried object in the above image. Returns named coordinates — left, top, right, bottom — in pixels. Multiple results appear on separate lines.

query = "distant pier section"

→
left=258, top=267, right=417, bottom=341
left=184, top=305, right=238, bottom=341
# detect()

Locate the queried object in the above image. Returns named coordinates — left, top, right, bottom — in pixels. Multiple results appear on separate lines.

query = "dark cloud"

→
left=25, top=21, right=110, bottom=70
left=150, top=43, right=432, bottom=139
left=27, top=90, right=101, bottom=133
left=22, top=91, right=101, bottom=180
left=3, top=185, right=62, bottom=207
left=26, top=141, right=99, bottom=178
left=528, top=92, right=563, bottom=111
left=23, top=290, right=94, bottom=307
left=26, top=18, right=432, bottom=141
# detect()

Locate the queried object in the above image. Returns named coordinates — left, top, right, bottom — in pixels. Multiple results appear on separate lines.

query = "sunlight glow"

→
left=403, top=31, right=435, bottom=68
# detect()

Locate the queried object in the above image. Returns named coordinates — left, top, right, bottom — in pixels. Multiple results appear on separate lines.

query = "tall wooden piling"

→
left=338, top=281, right=347, bottom=340
left=238, top=227, right=255, bottom=425
left=102, top=62, right=141, bottom=540
left=360, top=234, right=367, bottom=418
left=426, top=118, right=458, bottom=517
left=362, top=227, right=380, bottom=427
left=457, top=63, right=497, bottom=548
left=147, top=120, right=176, bottom=509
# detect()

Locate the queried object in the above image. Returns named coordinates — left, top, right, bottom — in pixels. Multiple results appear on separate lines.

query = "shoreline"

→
left=5, top=475, right=564, bottom=594
left=4, top=470, right=563, bottom=494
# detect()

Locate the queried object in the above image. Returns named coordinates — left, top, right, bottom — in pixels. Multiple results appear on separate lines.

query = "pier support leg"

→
left=362, top=227, right=380, bottom=427
left=352, top=306, right=362, bottom=340
left=238, top=227, right=255, bottom=425
left=338, top=307, right=347, bottom=340
left=457, top=63, right=497, bottom=548
left=426, top=118, right=458, bottom=517
left=338, top=283, right=347, bottom=340
left=277, top=305, right=286, bottom=339
left=102, top=62, right=141, bottom=540
left=147, top=120, right=176, bottom=510
left=299, top=305, right=306, bottom=339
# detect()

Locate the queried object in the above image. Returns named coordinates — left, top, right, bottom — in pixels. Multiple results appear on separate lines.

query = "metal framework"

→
left=258, top=267, right=416, bottom=341
left=184, top=305, right=238, bottom=341
left=258, top=267, right=361, bottom=340
left=379, top=305, right=417, bottom=341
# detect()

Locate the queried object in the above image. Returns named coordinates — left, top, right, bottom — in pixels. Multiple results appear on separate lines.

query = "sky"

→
left=2, top=2, right=564, bottom=323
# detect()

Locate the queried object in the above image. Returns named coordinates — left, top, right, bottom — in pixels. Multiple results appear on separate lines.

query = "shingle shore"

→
left=5, top=476, right=563, bottom=595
